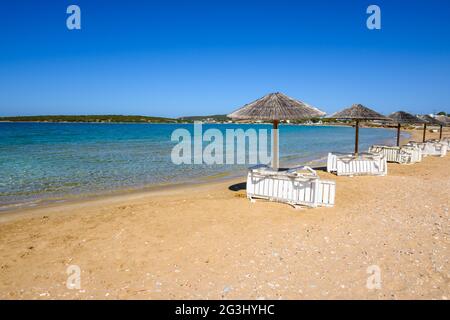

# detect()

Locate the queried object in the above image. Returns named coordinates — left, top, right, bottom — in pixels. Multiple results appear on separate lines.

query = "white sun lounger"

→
left=427, top=138, right=450, bottom=148
left=327, top=152, right=387, bottom=176
left=326, top=152, right=353, bottom=173
left=406, top=141, right=447, bottom=157
left=440, top=137, right=450, bottom=147
left=246, top=165, right=335, bottom=208
left=368, top=145, right=422, bottom=164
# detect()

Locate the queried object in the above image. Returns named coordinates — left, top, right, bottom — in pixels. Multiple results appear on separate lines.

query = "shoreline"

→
left=0, top=128, right=448, bottom=299
left=0, top=127, right=426, bottom=222
left=0, top=126, right=402, bottom=215
left=0, top=172, right=246, bottom=223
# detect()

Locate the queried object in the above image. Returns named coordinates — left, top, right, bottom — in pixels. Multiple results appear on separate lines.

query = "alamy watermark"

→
left=367, top=5, right=381, bottom=30
left=66, top=5, right=81, bottom=30
left=66, top=264, right=81, bottom=290
left=171, top=122, right=275, bottom=165
left=366, top=265, right=382, bottom=290
left=65, top=5, right=381, bottom=32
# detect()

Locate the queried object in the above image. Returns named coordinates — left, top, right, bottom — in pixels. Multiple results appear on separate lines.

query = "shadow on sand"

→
left=228, top=182, right=246, bottom=192
left=312, top=166, right=327, bottom=172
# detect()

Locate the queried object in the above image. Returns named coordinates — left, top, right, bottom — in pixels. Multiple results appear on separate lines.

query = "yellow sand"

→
left=0, top=129, right=449, bottom=299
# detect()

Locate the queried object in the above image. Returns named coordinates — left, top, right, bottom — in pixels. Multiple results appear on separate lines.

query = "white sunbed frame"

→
left=246, top=165, right=336, bottom=208
left=440, top=137, right=450, bottom=147
left=368, top=145, right=422, bottom=164
left=327, top=152, right=387, bottom=176
left=427, top=138, right=450, bottom=148
left=406, top=141, right=447, bottom=157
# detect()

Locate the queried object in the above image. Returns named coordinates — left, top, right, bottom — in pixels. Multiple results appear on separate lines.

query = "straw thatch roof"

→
left=388, top=111, right=426, bottom=124
left=327, top=104, right=390, bottom=121
left=418, top=115, right=447, bottom=126
left=227, top=92, right=326, bottom=120
left=435, top=115, right=450, bottom=126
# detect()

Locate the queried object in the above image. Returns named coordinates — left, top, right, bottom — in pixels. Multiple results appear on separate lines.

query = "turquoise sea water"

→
left=0, top=122, right=400, bottom=211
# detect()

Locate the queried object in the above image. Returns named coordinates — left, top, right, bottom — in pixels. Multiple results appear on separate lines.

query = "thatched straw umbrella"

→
left=388, top=111, right=426, bottom=146
left=327, top=104, right=390, bottom=155
left=418, top=115, right=447, bottom=141
left=435, top=115, right=450, bottom=140
left=227, top=92, right=326, bottom=170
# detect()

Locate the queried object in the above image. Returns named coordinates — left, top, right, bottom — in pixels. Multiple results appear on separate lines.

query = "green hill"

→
left=0, top=115, right=178, bottom=123
left=178, top=114, right=230, bottom=122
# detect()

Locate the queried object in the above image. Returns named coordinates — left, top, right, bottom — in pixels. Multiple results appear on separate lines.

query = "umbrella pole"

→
left=354, top=120, right=360, bottom=155
left=423, top=123, right=427, bottom=142
left=440, top=125, right=443, bottom=140
left=272, top=120, right=279, bottom=170
left=396, top=123, right=401, bottom=147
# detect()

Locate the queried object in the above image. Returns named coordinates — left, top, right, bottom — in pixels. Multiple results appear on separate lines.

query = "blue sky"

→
left=0, top=0, right=449, bottom=117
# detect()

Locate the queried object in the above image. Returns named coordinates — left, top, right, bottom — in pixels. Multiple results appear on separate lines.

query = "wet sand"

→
left=0, top=129, right=449, bottom=299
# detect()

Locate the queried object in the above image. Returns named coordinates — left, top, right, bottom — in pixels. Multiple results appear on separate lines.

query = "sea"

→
left=0, top=122, right=403, bottom=211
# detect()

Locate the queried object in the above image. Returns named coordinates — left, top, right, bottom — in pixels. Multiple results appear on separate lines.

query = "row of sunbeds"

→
left=245, top=137, right=449, bottom=209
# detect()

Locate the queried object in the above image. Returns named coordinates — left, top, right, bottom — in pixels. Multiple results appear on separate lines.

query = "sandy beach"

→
left=0, top=129, right=449, bottom=300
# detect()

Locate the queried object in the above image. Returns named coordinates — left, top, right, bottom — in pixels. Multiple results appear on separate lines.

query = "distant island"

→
left=178, top=114, right=230, bottom=122
left=0, top=114, right=435, bottom=128
left=0, top=115, right=177, bottom=123
left=0, top=114, right=331, bottom=124
left=0, top=114, right=233, bottom=124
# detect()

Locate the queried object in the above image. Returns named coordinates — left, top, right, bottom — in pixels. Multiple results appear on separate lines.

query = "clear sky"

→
left=0, top=0, right=449, bottom=117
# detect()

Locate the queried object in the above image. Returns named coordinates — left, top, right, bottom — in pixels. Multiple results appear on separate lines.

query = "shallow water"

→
left=0, top=122, right=400, bottom=210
